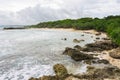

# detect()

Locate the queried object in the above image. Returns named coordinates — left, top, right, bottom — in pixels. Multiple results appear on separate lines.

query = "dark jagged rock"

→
left=71, top=51, right=94, bottom=61
left=82, top=41, right=118, bottom=52
left=92, top=59, right=109, bottom=64
left=63, top=47, right=76, bottom=56
left=74, top=45, right=83, bottom=51
left=63, top=47, right=95, bottom=61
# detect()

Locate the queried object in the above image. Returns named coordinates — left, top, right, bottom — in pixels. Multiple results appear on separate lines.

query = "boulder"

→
left=82, top=41, right=118, bottom=52
left=63, top=47, right=94, bottom=61
left=74, top=45, right=83, bottom=51
left=63, top=47, right=76, bottom=56
left=109, top=47, right=120, bottom=59
left=53, top=64, right=68, bottom=78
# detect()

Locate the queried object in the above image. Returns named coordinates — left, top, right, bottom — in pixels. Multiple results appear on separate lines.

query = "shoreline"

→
left=4, top=27, right=106, bottom=35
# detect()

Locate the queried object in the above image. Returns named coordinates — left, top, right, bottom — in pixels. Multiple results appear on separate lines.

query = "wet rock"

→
left=62, top=38, right=67, bottom=41
left=65, top=76, right=80, bottom=80
left=93, top=66, right=120, bottom=78
left=73, top=39, right=85, bottom=43
left=80, top=39, right=85, bottom=41
left=109, top=47, right=120, bottom=59
left=29, top=77, right=38, bottom=80
left=97, top=59, right=109, bottom=64
left=91, top=36, right=93, bottom=38
left=79, top=66, right=120, bottom=79
left=95, top=32, right=101, bottom=36
left=64, top=38, right=67, bottom=41
left=84, top=60, right=92, bottom=65
left=92, top=59, right=109, bottom=64
left=71, top=52, right=94, bottom=61
left=74, top=45, right=83, bottom=51
left=81, top=34, right=84, bottom=36
left=96, top=37, right=100, bottom=40
left=102, top=37, right=110, bottom=40
left=63, top=47, right=76, bottom=56
left=87, top=66, right=95, bottom=74
left=82, top=41, right=118, bottom=52
left=40, top=76, right=58, bottom=80
left=63, top=47, right=95, bottom=61
left=53, top=64, right=68, bottom=78
left=73, top=39, right=80, bottom=43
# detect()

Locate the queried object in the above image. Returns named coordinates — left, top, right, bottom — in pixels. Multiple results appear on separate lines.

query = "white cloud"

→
left=0, top=0, right=120, bottom=25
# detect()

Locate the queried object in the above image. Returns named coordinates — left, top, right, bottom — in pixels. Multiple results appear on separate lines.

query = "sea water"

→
left=0, top=29, right=103, bottom=80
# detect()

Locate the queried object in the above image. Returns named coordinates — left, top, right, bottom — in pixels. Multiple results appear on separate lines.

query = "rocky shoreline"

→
left=28, top=30, right=120, bottom=80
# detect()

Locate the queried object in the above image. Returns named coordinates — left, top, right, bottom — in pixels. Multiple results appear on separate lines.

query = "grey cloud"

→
left=0, top=0, right=120, bottom=25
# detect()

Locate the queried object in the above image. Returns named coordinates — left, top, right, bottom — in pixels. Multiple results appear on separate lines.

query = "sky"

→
left=0, top=0, right=120, bottom=25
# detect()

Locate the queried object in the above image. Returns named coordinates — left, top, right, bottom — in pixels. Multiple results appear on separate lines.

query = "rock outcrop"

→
left=82, top=41, right=118, bottom=52
left=109, top=47, right=120, bottom=59
left=63, top=47, right=95, bottom=61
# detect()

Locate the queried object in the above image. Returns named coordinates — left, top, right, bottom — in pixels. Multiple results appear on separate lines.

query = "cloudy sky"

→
left=0, top=0, right=120, bottom=25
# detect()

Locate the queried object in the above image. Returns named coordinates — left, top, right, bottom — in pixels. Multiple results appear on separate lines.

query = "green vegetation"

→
left=29, top=15, right=120, bottom=45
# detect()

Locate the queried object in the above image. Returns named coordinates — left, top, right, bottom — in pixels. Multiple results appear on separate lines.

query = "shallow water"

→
left=0, top=29, right=104, bottom=80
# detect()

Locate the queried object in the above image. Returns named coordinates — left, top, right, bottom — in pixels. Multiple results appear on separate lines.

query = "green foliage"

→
left=29, top=15, right=120, bottom=45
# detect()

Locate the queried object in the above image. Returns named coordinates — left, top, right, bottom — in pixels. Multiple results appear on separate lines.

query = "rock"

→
left=63, top=47, right=95, bottom=61
left=80, top=39, right=85, bottom=41
left=109, top=47, right=120, bottom=59
left=64, top=38, right=67, bottom=40
left=92, top=59, right=109, bottom=64
left=82, top=41, right=118, bottom=52
left=63, top=47, right=76, bottom=56
left=102, top=37, right=110, bottom=40
left=81, top=34, right=84, bottom=36
left=93, top=66, right=120, bottom=78
left=62, top=38, right=67, bottom=41
left=40, top=76, right=58, bottom=80
left=96, top=37, right=100, bottom=40
left=97, top=59, right=109, bottom=64
left=29, top=77, right=39, bottom=80
left=91, top=36, right=93, bottom=38
left=95, top=32, right=101, bottom=36
left=74, top=45, right=83, bottom=51
left=73, top=39, right=80, bottom=43
left=65, top=76, right=80, bottom=80
left=53, top=64, right=68, bottom=78
left=73, top=39, right=85, bottom=43
left=84, top=60, right=92, bottom=65
left=28, top=64, right=120, bottom=80
left=71, top=51, right=94, bottom=61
